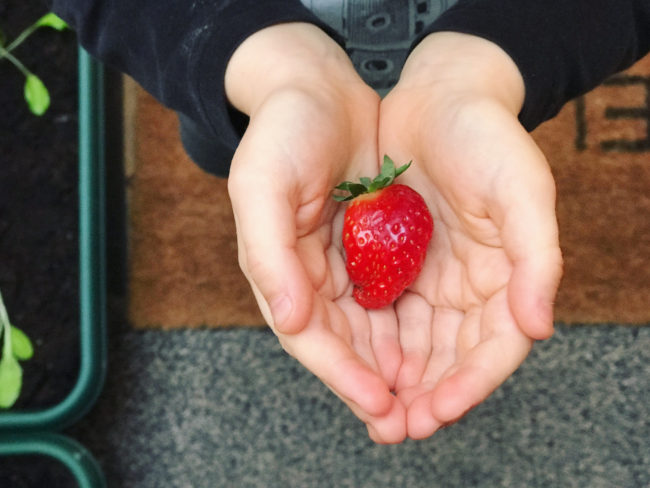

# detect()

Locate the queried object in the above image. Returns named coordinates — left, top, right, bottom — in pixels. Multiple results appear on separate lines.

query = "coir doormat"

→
left=125, top=55, right=650, bottom=329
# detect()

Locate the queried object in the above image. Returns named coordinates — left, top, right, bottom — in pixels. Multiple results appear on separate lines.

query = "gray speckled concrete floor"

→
left=69, top=324, right=649, bottom=488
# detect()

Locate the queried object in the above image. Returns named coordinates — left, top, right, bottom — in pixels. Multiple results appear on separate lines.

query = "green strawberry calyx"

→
left=333, top=155, right=411, bottom=202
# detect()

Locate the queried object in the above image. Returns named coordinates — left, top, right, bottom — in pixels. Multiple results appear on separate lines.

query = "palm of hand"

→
left=228, top=83, right=409, bottom=442
left=377, top=89, right=561, bottom=438
left=288, top=150, right=533, bottom=441
left=390, top=173, right=534, bottom=439
left=280, top=208, right=408, bottom=442
left=274, top=145, right=532, bottom=442
left=230, top=68, right=561, bottom=444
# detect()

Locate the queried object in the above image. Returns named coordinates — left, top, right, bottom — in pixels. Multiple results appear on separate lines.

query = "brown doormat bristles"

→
left=124, top=77, right=263, bottom=328
left=534, top=55, right=650, bottom=324
left=125, top=54, right=650, bottom=329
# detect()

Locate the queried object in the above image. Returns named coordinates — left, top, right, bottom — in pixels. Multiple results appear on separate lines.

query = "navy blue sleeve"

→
left=418, top=0, right=650, bottom=131
left=50, top=0, right=338, bottom=153
left=51, top=1, right=650, bottom=141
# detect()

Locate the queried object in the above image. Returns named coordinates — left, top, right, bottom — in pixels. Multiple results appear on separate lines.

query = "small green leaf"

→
left=332, top=194, right=353, bottom=202
left=24, top=74, right=50, bottom=115
left=10, top=326, right=34, bottom=360
left=333, top=180, right=368, bottom=201
left=394, top=160, right=412, bottom=177
left=36, top=13, right=69, bottom=31
left=367, top=176, right=390, bottom=193
left=380, top=155, right=397, bottom=181
left=335, top=181, right=367, bottom=196
left=0, top=354, right=22, bottom=408
left=332, top=155, right=414, bottom=202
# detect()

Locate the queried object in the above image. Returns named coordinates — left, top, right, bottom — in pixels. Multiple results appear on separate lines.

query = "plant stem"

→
left=0, top=44, right=32, bottom=78
left=5, top=20, right=41, bottom=53
left=0, top=292, right=12, bottom=359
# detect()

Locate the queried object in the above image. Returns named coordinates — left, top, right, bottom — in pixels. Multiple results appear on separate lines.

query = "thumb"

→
left=501, top=165, right=563, bottom=341
left=508, top=246, right=564, bottom=340
left=228, top=168, right=313, bottom=335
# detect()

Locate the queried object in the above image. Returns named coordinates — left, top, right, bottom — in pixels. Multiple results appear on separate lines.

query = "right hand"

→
left=225, top=23, right=407, bottom=443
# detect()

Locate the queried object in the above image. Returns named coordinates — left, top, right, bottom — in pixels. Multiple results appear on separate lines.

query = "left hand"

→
left=378, top=32, right=564, bottom=439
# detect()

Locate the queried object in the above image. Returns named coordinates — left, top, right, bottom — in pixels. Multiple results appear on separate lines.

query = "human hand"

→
left=378, top=32, right=564, bottom=438
left=225, top=23, right=406, bottom=443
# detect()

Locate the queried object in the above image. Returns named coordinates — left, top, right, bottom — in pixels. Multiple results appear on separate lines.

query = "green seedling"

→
left=0, top=12, right=69, bottom=115
left=0, top=290, right=34, bottom=408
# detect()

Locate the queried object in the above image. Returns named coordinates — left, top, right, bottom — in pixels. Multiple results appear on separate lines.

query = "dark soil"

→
left=0, top=0, right=80, bottom=410
left=0, top=454, right=77, bottom=487
left=0, top=0, right=131, bottom=482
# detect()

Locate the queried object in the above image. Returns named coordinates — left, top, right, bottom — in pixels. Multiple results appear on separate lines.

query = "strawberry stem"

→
left=333, top=155, right=411, bottom=202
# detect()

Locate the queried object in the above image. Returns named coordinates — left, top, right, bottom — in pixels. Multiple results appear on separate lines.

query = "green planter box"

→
left=0, top=48, right=107, bottom=487
left=0, top=433, right=105, bottom=487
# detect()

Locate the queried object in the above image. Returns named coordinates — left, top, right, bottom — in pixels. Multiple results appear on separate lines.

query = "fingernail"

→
left=271, top=295, right=292, bottom=327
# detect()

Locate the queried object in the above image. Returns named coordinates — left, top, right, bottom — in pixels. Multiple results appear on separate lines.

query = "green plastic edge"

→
left=0, top=47, right=107, bottom=432
left=0, top=433, right=106, bottom=488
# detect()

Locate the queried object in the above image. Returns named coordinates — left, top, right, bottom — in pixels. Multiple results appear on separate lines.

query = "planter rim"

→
left=0, top=432, right=107, bottom=488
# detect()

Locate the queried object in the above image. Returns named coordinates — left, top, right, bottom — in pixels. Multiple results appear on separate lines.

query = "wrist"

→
left=225, top=22, right=360, bottom=115
left=399, top=32, right=525, bottom=116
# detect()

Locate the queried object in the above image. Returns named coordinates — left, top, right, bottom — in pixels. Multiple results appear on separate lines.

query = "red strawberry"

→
left=334, top=156, right=434, bottom=309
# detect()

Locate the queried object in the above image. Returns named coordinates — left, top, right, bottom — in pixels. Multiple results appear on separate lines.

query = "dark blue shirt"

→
left=52, top=0, right=650, bottom=174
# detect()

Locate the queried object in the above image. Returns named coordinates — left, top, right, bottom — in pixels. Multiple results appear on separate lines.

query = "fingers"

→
left=367, top=307, right=402, bottom=389
left=428, top=323, right=529, bottom=424
left=227, top=80, right=380, bottom=334
left=508, top=246, right=564, bottom=340
left=339, top=299, right=406, bottom=442
left=229, top=153, right=314, bottom=334
left=277, top=298, right=407, bottom=442
left=498, top=149, right=564, bottom=340
left=363, top=397, right=407, bottom=444
left=405, top=290, right=532, bottom=439
left=393, top=293, right=435, bottom=394
left=227, top=90, right=339, bottom=335
left=396, top=298, right=462, bottom=439
left=322, top=369, right=407, bottom=444
left=322, top=366, right=407, bottom=444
